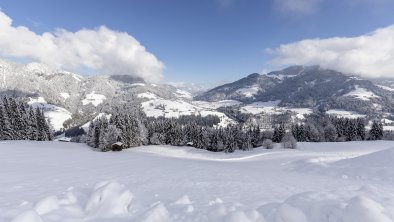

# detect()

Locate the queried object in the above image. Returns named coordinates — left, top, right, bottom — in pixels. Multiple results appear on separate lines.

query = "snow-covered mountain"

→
left=0, top=59, right=233, bottom=131
left=196, top=65, right=394, bottom=119
left=2, top=58, right=394, bottom=131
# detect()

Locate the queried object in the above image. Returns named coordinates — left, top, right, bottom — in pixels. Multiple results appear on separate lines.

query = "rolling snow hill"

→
left=1, top=141, right=394, bottom=221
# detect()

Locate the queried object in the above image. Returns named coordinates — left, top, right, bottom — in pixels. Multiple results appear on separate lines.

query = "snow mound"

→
left=11, top=210, right=43, bottom=222
left=174, top=195, right=192, bottom=205
left=259, top=188, right=394, bottom=222
left=85, top=181, right=133, bottom=218
left=139, top=202, right=171, bottom=222
left=292, top=147, right=394, bottom=182
left=343, top=196, right=391, bottom=222
left=7, top=181, right=394, bottom=222
left=34, top=196, right=59, bottom=215
left=331, top=148, right=394, bottom=181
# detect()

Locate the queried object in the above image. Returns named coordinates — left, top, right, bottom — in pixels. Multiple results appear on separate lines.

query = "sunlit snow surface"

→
left=343, top=85, right=379, bottom=101
left=1, top=141, right=394, bottom=221
left=28, top=97, right=72, bottom=131
left=141, top=98, right=235, bottom=126
left=82, top=91, right=106, bottom=106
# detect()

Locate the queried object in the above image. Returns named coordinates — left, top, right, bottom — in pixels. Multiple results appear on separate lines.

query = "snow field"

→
left=1, top=141, right=394, bottom=221
left=28, top=97, right=72, bottom=131
left=343, top=85, right=379, bottom=101
left=141, top=97, right=234, bottom=126
left=82, top=91, right=106, bottom=106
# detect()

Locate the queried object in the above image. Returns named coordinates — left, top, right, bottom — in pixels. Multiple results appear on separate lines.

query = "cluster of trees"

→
left=146, top=118, right=269, bottom=152
left=85, top=104, right=275, bottom=152
left=0, top=97, right=52, bottom=141
left=84, top=103, right=385, bottom=153
left=271, top=114, right=383, bottom=143
left=86, top=105, right=147, bottom=151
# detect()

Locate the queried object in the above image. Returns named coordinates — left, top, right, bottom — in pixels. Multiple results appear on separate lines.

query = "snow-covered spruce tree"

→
left=209, top=128, right=222, bottom=152
left=98, top=117, right=109, bottom=151
left=26, top=107, right=38, bottom=140
left=86, top=103, right=148, bottom=150
left=272, top=124, right=285, bottom=143
left=369, top=120, right=383, bottom=140
left=324, top=123, right=337, bottom=142
left=356, top=118, right=366, bottom=141
left=345, top=118, right=357, bottom=141
left=241, top=132, right=253, bottom=151
left=0, top=102, right=12, bottom=140
left=104, top=125, right=122, bottom=147
left=262, top=139, right=274, bottom=149
left=305, top=123, right=321, bottom=142
left=0, top=97, right=52, bottom=141
left=86, top=120, right=96, bottom=147
left=251, top=126, right=262, bottom=148
left=282, top=132, right=297, bottom=149
left=35, top=108, right=50, bottom=141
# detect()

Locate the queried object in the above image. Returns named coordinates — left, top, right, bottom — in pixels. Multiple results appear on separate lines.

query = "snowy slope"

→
left=141, top=96, right=234, bottom=126
left=240, top=100, right=313, bottom=119
left=343, top=85, right=380, bottom=101
left=1, top=141, right=394, bottom=221
left=28, top=97, right=72, bottom=131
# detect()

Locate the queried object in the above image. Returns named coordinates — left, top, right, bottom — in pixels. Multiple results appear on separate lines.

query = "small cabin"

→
left=111, top=142, right=125, bottom=151
left=186, top=142, right=193, bottom=147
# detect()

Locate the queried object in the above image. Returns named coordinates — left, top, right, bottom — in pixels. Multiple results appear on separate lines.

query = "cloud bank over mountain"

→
left=0, top=11, right=164, bottom=82
left=268, top=25, right=394, bottom=79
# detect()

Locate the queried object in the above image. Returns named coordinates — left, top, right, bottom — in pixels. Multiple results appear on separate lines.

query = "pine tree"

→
left=0, top=103, right=12, bottom=140
left=251, top=126, right=261, bottom=147
left=87, top=121, right=95, bottom=147
left=0, top=97, right=51, bottom=142
left=324, top=123, right=337, bottom=142
left=272, top=124, right=285, bottom=143
left=356, top=118, right=366, bottom=140
left=369, top=120, right=383, bottom=140
left=282, top=132, right=297, bottom=149
left=27, top=107, right=38, bottom=140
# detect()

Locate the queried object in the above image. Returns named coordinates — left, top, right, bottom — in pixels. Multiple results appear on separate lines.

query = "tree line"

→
left=85, top=104, right=385, bottom=152
left=0, top=97, right=52, bottom=141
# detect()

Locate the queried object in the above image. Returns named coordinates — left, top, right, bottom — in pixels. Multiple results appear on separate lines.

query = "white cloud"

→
left=268, top=25, right=394, bottom=79
left=273, top=0, right=321, bottom=16
left=0, top=11, right=164, bottom=82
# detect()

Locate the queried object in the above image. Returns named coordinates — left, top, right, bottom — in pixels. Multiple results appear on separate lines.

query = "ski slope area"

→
left=1, top=141, right=394, bottom=221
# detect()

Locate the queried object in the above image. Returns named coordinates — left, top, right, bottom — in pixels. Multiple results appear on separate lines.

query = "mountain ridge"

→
left=1, top=59, right=394, bottom=131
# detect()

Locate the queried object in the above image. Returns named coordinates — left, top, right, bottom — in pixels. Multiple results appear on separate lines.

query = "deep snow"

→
left=1, top=141, right=394, bottom=221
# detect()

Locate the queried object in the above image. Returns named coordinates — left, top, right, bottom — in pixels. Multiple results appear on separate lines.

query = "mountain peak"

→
left=246, top=73, right=260, bottom=78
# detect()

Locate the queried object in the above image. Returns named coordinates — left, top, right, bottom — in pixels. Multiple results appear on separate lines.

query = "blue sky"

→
left=1, top=0, right=394, bottom=83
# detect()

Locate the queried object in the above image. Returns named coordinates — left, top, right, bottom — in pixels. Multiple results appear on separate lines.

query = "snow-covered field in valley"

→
left=1, top=141, right=394, bottom=222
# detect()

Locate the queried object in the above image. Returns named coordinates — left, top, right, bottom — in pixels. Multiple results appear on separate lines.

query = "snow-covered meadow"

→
left=1, top=141, right=394, bottom=221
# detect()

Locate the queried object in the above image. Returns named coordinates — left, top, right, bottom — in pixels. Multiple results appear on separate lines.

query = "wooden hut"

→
left=111, top=142, right=125, bottom=151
